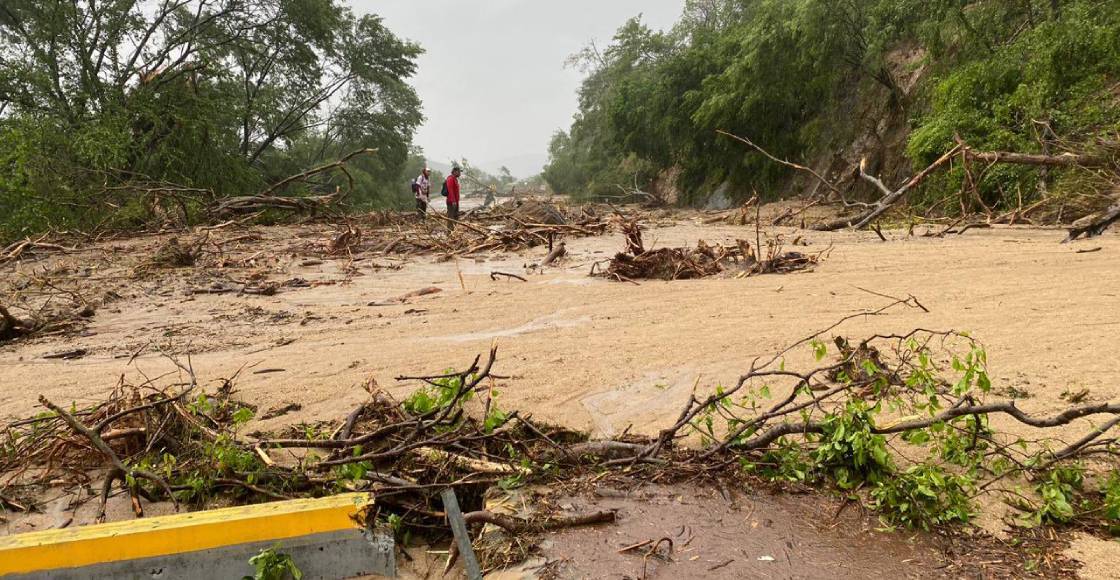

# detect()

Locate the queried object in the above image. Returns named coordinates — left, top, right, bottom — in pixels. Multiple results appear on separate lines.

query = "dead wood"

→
left=490, top=271, right=528, bottom=282
left=147, top=236, right=205, bottom=268
left=539, top=242, right=567, bottom=267
left=549, top=441, right=648, bottom=462
left=446, top=509, right=618, bottom=572
left=965, top=149, right=1112, bottom=168
left=5, top=325, right=1120, bottom=574
left=368, top=286, right=442, bottom=306
left=511, top=200, right=567, bottom=225
left=1, top=236, right=77, bottom=265
left=1064, top=200, right=1120, bottom=242
left=598, top=216, right=822, bottom=281
left=721, top=129, right=1116, bottom=235
left=461, top=509, right=616, bottom=534
left=0, top=304, right=33, bottom=342
left=209, top=148, right=377, bottom=217
left=717, top=130, right=842, bottom=198
left=38, top=395, right=177, bottom=522
left=328, top=224, right=362, bottom=255
left=813, top=146, right=963, bottom=231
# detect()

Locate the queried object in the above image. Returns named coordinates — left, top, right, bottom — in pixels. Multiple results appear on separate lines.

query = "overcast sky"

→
left=353, top=1, right=686, bottom=177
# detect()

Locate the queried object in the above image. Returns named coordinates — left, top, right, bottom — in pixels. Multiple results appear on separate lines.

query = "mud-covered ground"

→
left=2, top=200, right=1119, bottom=577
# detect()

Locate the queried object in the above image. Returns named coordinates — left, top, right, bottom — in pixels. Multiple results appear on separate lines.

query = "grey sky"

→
left=352, top=1, right=685, bottom=177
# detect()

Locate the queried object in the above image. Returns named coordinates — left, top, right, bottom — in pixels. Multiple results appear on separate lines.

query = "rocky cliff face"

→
left=700, top=46, right=931, bottom=209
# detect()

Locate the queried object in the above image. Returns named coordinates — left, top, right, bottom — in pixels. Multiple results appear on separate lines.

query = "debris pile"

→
left=0, top=298, right=93, bottom=345
left=604, top=221, right=728, bottom=281
left=146, top=236, right=205, bottom=268
left=597, top=216, right=826, bottom=282
left=0, top=304, right=34, bottom=342
left=508, top=199, right=567, bottom=225
left=341, top=200, right=610, bottom=258
left=0, top=348, right=618, bottom=534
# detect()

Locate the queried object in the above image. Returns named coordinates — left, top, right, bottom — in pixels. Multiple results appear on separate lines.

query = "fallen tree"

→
left=813, top=146, right=963, bottom=231
left=1064, top=198, right=1120, bottom=243
left=210, top=148, right=378, bottom=217
left=720, top=130, right=1120, bottom=239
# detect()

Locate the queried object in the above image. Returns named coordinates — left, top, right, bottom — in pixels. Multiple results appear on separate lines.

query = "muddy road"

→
left=2, top=205, right=1119, bottom=576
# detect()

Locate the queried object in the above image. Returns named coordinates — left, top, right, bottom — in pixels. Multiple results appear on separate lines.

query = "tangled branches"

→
left=596, top=216, right=825, bottom=281
left=347, top=202, right=610, bottom=258
left=210, top=148, right=379, bottom=218
left=0, top=347, right=609, bottom=539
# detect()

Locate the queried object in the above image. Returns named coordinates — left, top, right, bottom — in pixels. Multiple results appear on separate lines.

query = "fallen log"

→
left=1064, top=200, right=1120, bottom=242
left=413, top=447, right=531, bottom=476
left=966, top=150, right=1111, bottom=168
left=539, top=241, right=566, bottom=267
left=813, top=146, right=962, bottom=231
left=211, top=148, right=378, bottom=216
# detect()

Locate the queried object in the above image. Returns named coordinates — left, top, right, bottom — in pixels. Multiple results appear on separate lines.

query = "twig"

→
left=490, top=271, right=528, bottom=282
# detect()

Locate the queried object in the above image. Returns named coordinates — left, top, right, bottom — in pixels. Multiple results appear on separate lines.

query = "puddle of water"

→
left=434, top=312, right=592, bottom=343
left=526, top=484, right=949, bottom=579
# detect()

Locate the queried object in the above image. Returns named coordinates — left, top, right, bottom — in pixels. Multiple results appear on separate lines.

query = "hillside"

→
left=544, top=0, right=1120, bottom=222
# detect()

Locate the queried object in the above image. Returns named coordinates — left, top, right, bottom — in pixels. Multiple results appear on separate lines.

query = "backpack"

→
left=440, top=179, right=449, bottom=197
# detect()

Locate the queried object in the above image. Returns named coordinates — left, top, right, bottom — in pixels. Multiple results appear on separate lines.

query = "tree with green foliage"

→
left=545, top=0, right=1120, bottom=215
left=0, top=0, right=424, bottom=240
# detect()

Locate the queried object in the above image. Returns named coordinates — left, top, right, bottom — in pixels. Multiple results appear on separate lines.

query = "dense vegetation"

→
left=0, top=0, right=425, bottom=242
left=544, top=0, right=1120, bottom=212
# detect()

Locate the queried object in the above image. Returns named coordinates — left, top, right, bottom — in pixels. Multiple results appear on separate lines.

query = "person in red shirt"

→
left=444, top=166, right=462, bottom=224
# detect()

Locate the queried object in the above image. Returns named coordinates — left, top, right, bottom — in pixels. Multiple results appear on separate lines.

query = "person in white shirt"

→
left=412, top=167, right=432, bottom=217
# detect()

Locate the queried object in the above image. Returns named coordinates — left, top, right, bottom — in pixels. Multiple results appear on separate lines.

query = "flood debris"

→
left=0, top=301, right=92, bottom=345
left=0, top=235, right=76, bottom=266
left=146, top=236, right=206, bottom=268
left=352, top=201, right=608, bottom=258
left=595, top=216, right=825, bottom=282
left=0, top=304, right=33, bottom=342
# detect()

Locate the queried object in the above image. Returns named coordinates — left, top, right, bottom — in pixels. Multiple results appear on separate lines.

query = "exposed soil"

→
left=2, top=200, right=1118, bottom=576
